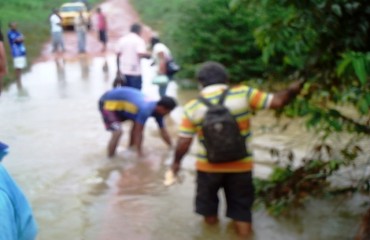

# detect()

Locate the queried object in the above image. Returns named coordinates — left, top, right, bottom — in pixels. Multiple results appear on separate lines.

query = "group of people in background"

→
left=114, top=22, right=176, bottom=97
left=48, top=6, right=107, bottom=54
left=1, top=5, right=171, bottom=96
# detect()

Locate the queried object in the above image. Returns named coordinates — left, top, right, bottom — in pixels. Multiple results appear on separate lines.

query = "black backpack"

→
left=198, top=88, right=247, bottom=163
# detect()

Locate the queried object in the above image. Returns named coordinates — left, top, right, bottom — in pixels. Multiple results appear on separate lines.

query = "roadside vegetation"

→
left=131, top=0, right=370, bottom=225
left=0, top=0, right=101, bottom=87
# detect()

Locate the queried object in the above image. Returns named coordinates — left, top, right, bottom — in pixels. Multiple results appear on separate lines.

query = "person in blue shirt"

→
left=99, top=87, right=177, bottom=157
left=0, top=142, right=38, bottom=240
left=7, top=22, right=27, bottom=90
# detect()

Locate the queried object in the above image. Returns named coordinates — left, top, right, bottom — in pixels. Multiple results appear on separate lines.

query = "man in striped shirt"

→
left=170, top=61, right=304, bottom=238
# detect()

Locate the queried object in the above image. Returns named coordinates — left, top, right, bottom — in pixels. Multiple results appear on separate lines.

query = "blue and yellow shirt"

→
left=7, top=30, right=26, bottom=57
left=179, top=84, right=272, bottom=173
left=99, top=87, right=164, bottom=128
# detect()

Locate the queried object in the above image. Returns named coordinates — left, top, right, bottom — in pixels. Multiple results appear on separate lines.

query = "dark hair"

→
left=130, top=23, right=141, bottom=34
left=157, top=96, right=177, bottom=110
left=150, top=36, right=160, bottom=49
left=196, top=61, right=229, bottom=87
left=8, top=22, right=16, bottom=28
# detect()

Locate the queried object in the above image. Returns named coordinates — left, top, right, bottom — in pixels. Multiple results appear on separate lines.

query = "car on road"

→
left=59, top=2, right=91, bottom=30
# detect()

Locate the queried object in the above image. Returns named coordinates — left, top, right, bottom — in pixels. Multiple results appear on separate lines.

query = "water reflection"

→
left=102, top=56, right=110, bottom=83
left=55, top=56, right=65, bottom=82
left=79, top=55, right=90, bottom=80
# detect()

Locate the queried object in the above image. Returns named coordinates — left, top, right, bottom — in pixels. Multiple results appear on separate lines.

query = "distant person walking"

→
left=115, top=23, right=150, bottom=90
left=49, top=8, right=65, bottom=53
left=7, top=22, right=26, bottom=90
left=150, top=36, right=174, bottom=97
left=74, top=10, right=88, bottom=53
left=0, top=28, right=7, bottom=95
left=95, top=7, right=107, bottom=52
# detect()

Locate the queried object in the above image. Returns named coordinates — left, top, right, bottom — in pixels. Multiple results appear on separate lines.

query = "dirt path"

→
left=36, top=0, right=153, bottom=62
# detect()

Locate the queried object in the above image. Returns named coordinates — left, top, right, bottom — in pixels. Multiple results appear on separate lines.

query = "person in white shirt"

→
left=115, top=23, right=150, bottom=90
left=150, top=36, right=173, bottom=97
left=49, top=8, right=65, bottom=53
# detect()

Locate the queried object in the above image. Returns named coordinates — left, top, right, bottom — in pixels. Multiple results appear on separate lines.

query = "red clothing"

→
left=96, top=13, right=106, bottom=30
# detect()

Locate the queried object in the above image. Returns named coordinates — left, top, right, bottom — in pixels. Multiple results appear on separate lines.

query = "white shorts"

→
left=13, top=56, right=27, bottom=69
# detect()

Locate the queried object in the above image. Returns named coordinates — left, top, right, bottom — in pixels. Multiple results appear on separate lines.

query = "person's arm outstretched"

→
left=269, top=79, right=305, bottom=109
left=157, top=51, right=167, bottom=75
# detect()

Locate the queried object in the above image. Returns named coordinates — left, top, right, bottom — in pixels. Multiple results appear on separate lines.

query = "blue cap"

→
left=0, top=142, right=9, bottom=161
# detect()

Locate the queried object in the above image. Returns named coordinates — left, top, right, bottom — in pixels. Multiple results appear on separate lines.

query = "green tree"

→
left=173, top=0, right=266, bottom=81
left=231, top=0, right=370, bottom=215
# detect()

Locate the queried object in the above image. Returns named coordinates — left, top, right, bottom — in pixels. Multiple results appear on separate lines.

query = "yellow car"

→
left=59, top=2, right=91, bottom=29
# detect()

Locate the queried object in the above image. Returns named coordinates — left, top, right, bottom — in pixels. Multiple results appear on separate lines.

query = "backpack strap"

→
left=198, top=87, right=230, bottom=107
left=198, top=95, right=213, bottom=108
left=218, top=87, right=229, bottom=105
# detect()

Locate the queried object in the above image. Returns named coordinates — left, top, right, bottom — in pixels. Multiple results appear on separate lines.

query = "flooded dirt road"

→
left=1, top=54, right=367, bottom=240
left=0, top=0, right=369, bottom=239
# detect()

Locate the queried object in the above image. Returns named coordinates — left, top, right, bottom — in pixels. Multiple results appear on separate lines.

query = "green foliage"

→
left=255, top=142, right=365, bottom=216
left=246, top=0, right=370, bottom=135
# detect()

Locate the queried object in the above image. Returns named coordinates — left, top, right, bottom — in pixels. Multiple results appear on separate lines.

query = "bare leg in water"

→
left=204, top=216, right=219, bottom=225
left=15, top=68, right=23, bottom=90
left=108, top=129, right=122, bottom=157
left=233, top=221, right=253, bottom=239
left=204, top=216, right=253, bottom=239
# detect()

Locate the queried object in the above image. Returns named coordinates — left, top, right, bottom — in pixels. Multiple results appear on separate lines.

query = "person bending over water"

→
left=98, top=87, right=177, bottom=157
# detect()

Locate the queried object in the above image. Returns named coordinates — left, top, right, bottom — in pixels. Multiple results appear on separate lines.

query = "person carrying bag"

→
left=150, top=36, right=179, bottom=97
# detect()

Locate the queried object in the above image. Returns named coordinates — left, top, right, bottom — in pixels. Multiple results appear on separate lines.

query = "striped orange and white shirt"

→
left=179, top=84, right=273, bottom=173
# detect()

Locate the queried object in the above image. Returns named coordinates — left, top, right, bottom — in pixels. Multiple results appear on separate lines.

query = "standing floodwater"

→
left=0, top=53, right=368, bottom=240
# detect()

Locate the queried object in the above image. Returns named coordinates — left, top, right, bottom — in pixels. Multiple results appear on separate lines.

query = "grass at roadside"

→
left=0, top=0, right=101, bottom=87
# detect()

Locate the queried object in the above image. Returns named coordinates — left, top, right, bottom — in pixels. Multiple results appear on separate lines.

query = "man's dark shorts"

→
left=124, top=75, right=142, bottom=90
left=98, top=101, right=124, bottom=131
left=98, top=30, right=107, bottom=43
left=195, top=171, right=254, bottom=222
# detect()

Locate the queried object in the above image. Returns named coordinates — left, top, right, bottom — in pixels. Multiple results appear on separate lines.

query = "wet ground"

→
left=1, top=0, right=369, bottom=239
left=37, top=0, right=153, bottom=63
left=1, top=54, right=368, bottom=240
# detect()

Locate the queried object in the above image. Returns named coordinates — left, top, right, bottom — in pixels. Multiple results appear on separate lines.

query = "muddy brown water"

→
left=1, top=54, right=369, bottom=240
